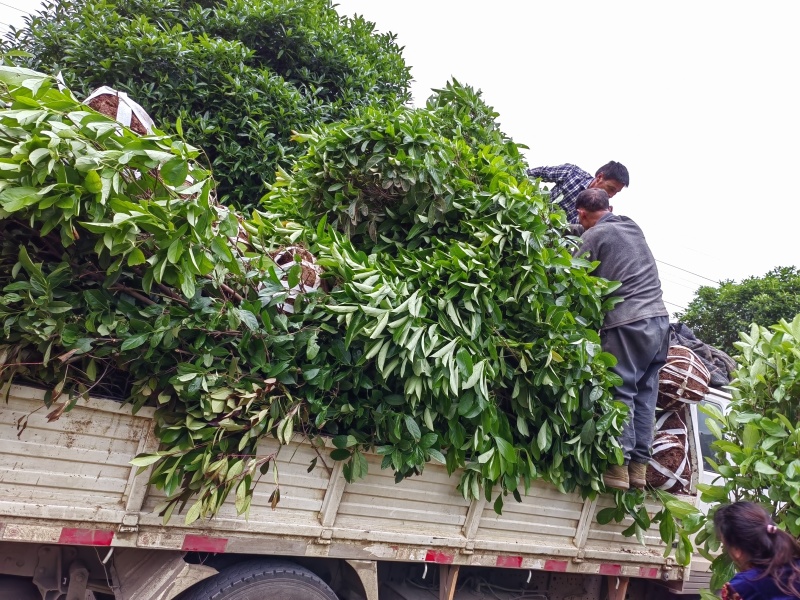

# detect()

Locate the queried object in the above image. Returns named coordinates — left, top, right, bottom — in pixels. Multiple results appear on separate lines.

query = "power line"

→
left=0, top=1, right=28, bottom=13
left=664, top=300, right=687, bottom=311
left=656, top=259, right=719, bottom=284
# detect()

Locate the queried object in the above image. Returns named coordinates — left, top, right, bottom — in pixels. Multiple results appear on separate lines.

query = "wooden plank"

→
left=2, top=384, right=155, bottom=417
left=318, top=460, right=346, bottom=527
left=439, top=565, right=459, bottom=600
left=1, top=399, right=152, bottom=434
left=462, top=497, right=485, bottom=540
left=123, top=416, right=160, bottom=516
left=573, top=497, right=598, bottom=549
left=607, top=575, right=629, bottom=600
left=0, top=466, right=131, bottom=495
left=0, top=437, right=142, bottom=467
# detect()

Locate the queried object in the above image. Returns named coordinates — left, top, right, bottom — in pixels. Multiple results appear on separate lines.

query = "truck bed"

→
left=0, top=384, right=691, bottom=582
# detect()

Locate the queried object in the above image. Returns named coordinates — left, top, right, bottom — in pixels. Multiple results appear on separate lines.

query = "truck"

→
left=0, top=381, right=730, bottom=600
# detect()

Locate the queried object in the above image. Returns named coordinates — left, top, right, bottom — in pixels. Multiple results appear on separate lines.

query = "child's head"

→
left=714, top=501, right=800, bottom=595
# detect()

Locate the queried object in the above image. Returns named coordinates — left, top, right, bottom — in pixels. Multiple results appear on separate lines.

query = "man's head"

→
left=575, top=188, right=610, bottom=230
left=588, top=161, right=629, bottom=198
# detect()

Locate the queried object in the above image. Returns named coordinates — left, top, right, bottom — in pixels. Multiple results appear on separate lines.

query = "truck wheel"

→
left=179, top=559, right=338, bottom=600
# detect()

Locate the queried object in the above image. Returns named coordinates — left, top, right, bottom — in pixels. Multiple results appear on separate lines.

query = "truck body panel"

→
left=0, top=383, right=692, bottom=589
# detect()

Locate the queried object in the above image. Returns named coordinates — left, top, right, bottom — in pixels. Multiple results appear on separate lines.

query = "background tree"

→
left=675, top=266, right=800, bottom=355
left=2, top=0, right=411, bottom=208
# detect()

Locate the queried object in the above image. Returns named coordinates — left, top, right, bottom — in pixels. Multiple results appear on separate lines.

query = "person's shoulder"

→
left=538, top=163, right=584, bottom=172
left=731, top=567, right=759, bottom=581
left=592, top=213, right=622, bottom=228
left=727, top=568, right=764, bottom=600
left=606, top=214, right=643, bottom=229
left=561, top=163, right=590, bottom=175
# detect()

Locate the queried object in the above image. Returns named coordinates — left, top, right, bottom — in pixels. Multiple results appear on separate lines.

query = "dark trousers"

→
left=601, top=316, right=670, bottom=464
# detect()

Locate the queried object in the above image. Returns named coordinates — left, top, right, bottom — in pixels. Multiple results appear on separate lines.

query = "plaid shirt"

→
left=526, top=164, right=593, bottom=223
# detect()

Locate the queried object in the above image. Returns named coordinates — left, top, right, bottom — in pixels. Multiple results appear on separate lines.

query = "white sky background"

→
left=2, top=0, right=798, bottom=315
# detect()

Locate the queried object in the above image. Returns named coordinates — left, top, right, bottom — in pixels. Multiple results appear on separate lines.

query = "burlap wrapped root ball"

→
left=656, top=391, right=684, bottom=412
left=270, top=246, right=323, bottom=313
left=83, top=86, right=155, bottom=135
left=658, top=345, right=711, bottom=404
left=83, top=86, right=207, bottom=201
left=647, top=409, right=691, bottom=493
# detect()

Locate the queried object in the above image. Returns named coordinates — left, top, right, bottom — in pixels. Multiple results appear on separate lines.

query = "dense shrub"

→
left=696, top=314, right=800, bottom=590
left=3, top=0, right=411, bottom=208
left=0, top=66, right=629, bottom=518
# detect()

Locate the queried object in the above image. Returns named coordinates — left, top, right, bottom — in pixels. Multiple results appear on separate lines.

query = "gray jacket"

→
left=577, top=213, right=668, bottom=329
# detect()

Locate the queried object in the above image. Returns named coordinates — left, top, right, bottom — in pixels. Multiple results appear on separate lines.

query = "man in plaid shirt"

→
left=526, top=161, right=630, bottom=223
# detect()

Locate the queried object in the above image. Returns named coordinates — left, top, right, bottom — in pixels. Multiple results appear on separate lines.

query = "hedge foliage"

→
left=3, top=0, right=412, bottom=208
left=0, top=63, right=621, bottom=512
left=0, top=65, right=705, bottom=563
left=696, top=314, right=800, bottom=590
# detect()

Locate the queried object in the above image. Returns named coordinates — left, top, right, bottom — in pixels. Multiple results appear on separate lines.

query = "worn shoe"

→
left=604, top=464, right=630, bottom=491
left=628, top=462, right=647, bottom=489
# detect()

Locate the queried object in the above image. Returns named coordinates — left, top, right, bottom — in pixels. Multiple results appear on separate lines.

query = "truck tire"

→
left=179, top=559, right=338, bottom=600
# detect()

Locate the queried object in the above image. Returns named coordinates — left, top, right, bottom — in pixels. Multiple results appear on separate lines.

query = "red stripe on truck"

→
left=58, top=528, right=114, bottom=546
left=543, top=560, right=568, bottom=572
left=181, top=535, right=228, bottom=553
left=640, top=567, right=659, bottom=578
left=495, top=555, right=523, bottom=568
left=424, top=550, right=454, bottom=564
left=599, top=564, right=622, bottom=576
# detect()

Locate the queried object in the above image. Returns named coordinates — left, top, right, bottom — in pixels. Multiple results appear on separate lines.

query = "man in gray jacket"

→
left=574, top=188, right=669, bottom=491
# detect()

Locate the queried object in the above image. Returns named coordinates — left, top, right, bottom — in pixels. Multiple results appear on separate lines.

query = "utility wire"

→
left=664, top=300, right=687, bottom=311
left=0, top=1, right=28, bottom=13
left=656, top=259, right=719, bottom=284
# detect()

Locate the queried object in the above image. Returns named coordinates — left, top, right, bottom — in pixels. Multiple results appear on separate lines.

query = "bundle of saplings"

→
left=3, top=67, right=698, bottom=544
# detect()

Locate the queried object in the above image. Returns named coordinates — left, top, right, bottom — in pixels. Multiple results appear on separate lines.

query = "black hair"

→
left=596, top=161, right=630, bottom=187
left=714, top=501, right=800, bottom=596
left=575, top=188, right=609, bottom=212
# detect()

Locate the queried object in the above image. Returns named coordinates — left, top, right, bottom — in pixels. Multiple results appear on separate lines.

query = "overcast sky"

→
left=3, top=1, right=798, bottom=316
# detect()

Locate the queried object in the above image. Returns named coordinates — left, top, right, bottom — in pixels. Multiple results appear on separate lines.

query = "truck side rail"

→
left=0, top=384, right=692, bottom=582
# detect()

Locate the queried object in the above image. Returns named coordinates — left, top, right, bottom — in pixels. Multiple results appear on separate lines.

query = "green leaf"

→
left=211, top=237, right=234, bottom=262
left=579, top=419, right=596, bottom=444
left=185, top=500, right=203, bottom=525
left=660, top=494, right=701, bottom=519
left=494, top=436, right=517, bottom=464
left=161, top=157, right=189, bottom=186
left=537, top=422, right=552, bottom=451
left=127, top=248, right=146, bottom=266
left=493, top=494, right=504, bottom=515
left=659, top=513, right=676, bottom=546
left=760, top=419, right=788, bottom=438
left=330, top=448, right=351, bottom=461
left=404, top=415, right=421, bottom=441
left=428, top=449, right=446, bottom=464
left=698, top=484, right=730, bottom=503
left=596, top=507, right=618, bottom=525
left=754, top=461, right=780, bottom=476
left=84, top=170, right=102, bottom=193
left=130, top=454, right=162, bottom=467
left=180, top=273, right=196, bottom=299
left=167, top=238, right=183, bottom=264
left=121, top=334, right=149, bottom=351
left=0, top=186, right=40, bottom=212
left=333, top=435, right=358, bottom=449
